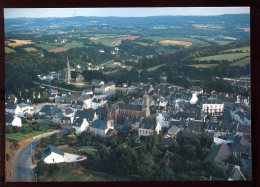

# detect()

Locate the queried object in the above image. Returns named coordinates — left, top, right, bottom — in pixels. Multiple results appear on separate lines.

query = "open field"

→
left=133, top=42, right=155, bottom=46
left=195, top=52, right=250, bottom=62
left=7, top=39, right=34, bottom=47
left=64, top=42, right=84, bottom=49
left=36, top=43, right=63, bottom=50
left=230, top=57, right=250, bottom=67
left=147, top=64, right=166, bottom=72
left=48, top=47, right=67, bottom=53
left=159, top=40, right=193, bottom=47
left=145, top=36, right=208, bottom=46
left=5, top=47, right=16, bottom=54
left=187, top=64, right=219, bottom=68
left=116, top=35, right=140, bottom=42
left=6, top=130, right=44, bottom=141
left=222, top=46, right=250, bottom=53
left=23, top=47, right=38, bottom=52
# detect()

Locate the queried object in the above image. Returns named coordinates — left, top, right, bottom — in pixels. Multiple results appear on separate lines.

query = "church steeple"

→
left=66, top=56, right=71, bottom=82
left=142, top=92, right=150, bottom=117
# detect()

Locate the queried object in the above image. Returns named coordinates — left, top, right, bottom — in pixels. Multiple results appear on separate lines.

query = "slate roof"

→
left=204, top=143, right=232, bottom=162
left=73, top=118, right=84, bottom=127
left=91, top=120, right=108, bottom=130
left=6, top=113, right=14, bottom=123
left=227, top=165, right=246, bottom=181
left=41, top=145, right=64, bottom=159
left=74, top=109, right=95, bottom=121
left=202, top=122, right=236, bottom=133
left=39, top=105, right=62, bottom=116
left=231, top=135, right=251, bottom=154
left=139, top=118, right=157, bottom=130
left=61, top=116, right=71, bottom=121
left=117, top=103, right=142, bottom=111
left=65, top=108, right=74, bottom=115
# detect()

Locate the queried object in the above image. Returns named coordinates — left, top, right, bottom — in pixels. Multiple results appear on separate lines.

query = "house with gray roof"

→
left=41, top=145, right=65, bottom=164
left=204, top=143, right=232, bottom=162
left=138, top=117, right=161, bottom=137
left=89, top=119, right=114, bottom=137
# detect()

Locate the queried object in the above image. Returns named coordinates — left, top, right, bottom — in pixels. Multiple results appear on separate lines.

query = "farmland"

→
left=5, top=47, right=15, bottom=54
left=187, top=64, right=219, bottom=68
left=223, top=46, right=250, bottom=53
left=6, top=39, right=34, bottom=47
left=230, top=57, right=250, bottom=67
left=159, top=40, right=193, bottom=47
left=23, top=47, right=38, bottom=52
left=195, top=52, right=250, bottom=62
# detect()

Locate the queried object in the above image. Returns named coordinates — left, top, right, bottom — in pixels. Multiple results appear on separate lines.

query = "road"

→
left=13, top=130, right=60, bottom=182
left=33, top=81, right=81, bottom=93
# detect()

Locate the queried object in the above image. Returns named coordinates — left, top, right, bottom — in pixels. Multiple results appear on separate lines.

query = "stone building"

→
left=107, top=93, right=151, bottom=124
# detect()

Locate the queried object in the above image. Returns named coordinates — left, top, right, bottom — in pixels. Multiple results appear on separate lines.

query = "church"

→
left=107, top=92, right=150, bottom=124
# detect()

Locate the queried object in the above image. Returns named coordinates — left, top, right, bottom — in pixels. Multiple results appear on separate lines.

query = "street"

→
left=12, top=130, right=60, bottom=182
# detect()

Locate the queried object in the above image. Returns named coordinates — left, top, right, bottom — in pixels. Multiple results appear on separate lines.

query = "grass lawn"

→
left=58, top=145, right=79, bottom=154
left=147, top=64, right=166, bottom=72
left=187, top=64, right=219, bottom=68
left=195, top=52, right=250, bottom=62
left=230, top=57, right=250, bottom=67
left=5, top=47, right=15, bottom=54
left=6, top=130, right=44, bottom=141
left=77, top=145, right=97, bottom=154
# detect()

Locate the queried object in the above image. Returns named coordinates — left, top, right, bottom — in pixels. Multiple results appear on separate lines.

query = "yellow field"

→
left=159, top=40, right=193, bottom=47
left=23, top=47, right=38, bottom=52
left=7, top=39, right=34, bottom=47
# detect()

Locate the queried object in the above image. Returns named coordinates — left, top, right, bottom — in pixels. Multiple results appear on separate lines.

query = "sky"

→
left=4, top=7, right=250, bottom=19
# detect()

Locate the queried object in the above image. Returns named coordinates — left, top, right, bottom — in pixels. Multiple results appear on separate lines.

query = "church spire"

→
left=66, top=56, right=71, bottom=82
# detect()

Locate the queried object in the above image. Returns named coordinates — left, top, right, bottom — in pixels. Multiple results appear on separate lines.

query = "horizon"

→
left=4, top=7, right=250, bottom=19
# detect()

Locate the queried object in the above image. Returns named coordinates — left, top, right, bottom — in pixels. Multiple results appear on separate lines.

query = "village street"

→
left=13, top=130, right=60, bottom=182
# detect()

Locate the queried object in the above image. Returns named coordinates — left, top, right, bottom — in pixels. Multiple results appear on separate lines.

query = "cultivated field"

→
left=230, top=57, right=250, bottom=67
left=187, top=64, right=218, bottom=68
left=196, top=52, right=250, bottom=62
left=7, top=39, right=34, bottom=47
left=48, top=47, right=67, bottom=53
left=223, top=46, right=250, bottom=53
left=23, top=47, right=38, bottom=52
left=159, top=40, right=193, bottom=47
left=5, top=47, right=15, bottom=54
left=133, top=42, right=155, bottom=46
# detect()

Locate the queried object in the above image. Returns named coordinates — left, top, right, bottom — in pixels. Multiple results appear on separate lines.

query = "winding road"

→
left=12, top=130, right=60, bottom=182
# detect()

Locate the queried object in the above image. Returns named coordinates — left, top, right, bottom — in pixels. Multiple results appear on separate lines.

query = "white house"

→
left=6, top=113, right=22, bottom=127
left=72, top=118, right=90, bottom=135
left=90, top=119, right=114, bottom=137
left=91, top=98, right=107, bottom=110
left=156, top=113, right=169, bottom=128
left=190, top=93, right=198, bottom=105
left=42, top=145, right=65, bottom=164
left=202, top=103, right=224, bottom=116
left=138, top=118, right=161, bottom=137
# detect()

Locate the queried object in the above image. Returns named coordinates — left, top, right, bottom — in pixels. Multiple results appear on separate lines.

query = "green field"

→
left=144, top=36, right=208, bottom=46
left=187, top=64, right=219, bottom=68
left=5, top=47, right=15, bottom=54
left=196, top=52, right=250, bottom=62
left=93, top=37, right=117, bottom=46
left=230, top=57, right=250, bottom=67
left=6, top=130, right=44, bottom=141
left=36, top=43, right=63, bottom=50
left=64, top=42, right=84, bottom=49
left=223, top=46, right=250, bottom=53
left=147, top=64, right=166, bottom=72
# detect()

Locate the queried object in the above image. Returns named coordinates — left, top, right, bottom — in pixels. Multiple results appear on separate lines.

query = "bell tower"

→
left=66, top=56, right=71, bottom=82
left=142, top=92, right=150, bottom=117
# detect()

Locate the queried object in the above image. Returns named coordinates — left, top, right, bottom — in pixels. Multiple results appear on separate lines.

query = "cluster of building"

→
left=5, top=80, right=251, bottom=179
